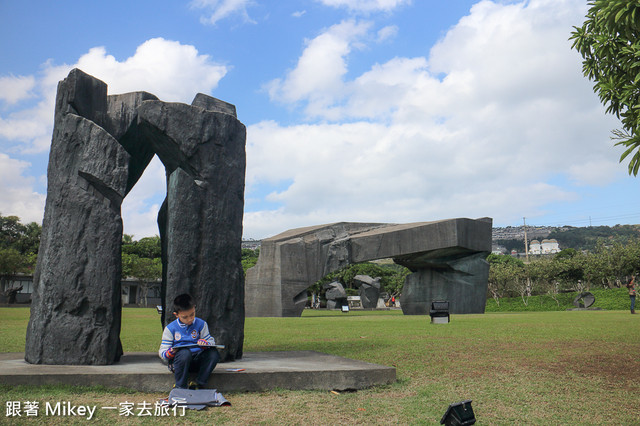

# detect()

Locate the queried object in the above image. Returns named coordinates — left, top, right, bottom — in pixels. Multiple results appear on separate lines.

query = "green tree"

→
left=555, top=248, right=577, bottom=260
left=241, top=248, right=260, bottom=273
left=524, top=258, right=561, bottom=306
left=487, top=254, right=526, bottom=303
left=488, top=259, right=513, bottom=305
left=582, top=246, right=607, bottom=288
left=384, top=265, right=410, bottom=298
left=121, top=252, right=137, bottom=278
left=0, top=215, right=26, bottom=249
left=312, top=262, right=410, bottom=299
left=122, top=236, right=161, bottom=259
left=14, top=222, right=41, bottom=255
left=486, top=253, right=525, bottom=267
left=0, top=215, right=41, bottom=268
left=0, top=247, right=32, bottom=303
left=0, top=248, right=27, bottom=275
left=571, top=1, right=640, bottom=175
left=547, top=225, right=639, bottom=251
left=554, top=255, right=585, bottom=290
left=130, top=257, right=162, bottom=307
left=23, top=252, right=37, bottom=273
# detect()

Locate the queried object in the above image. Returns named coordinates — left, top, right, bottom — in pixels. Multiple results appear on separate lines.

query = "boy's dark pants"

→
left=173, top=348, right=220, bottom=388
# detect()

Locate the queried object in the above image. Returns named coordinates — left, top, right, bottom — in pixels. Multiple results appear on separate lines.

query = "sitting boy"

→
left=159, top=293, right=220, bottom=389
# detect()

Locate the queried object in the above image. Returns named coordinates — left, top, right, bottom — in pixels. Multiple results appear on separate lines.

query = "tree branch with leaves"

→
left=571, top=0, right=640, bottom=175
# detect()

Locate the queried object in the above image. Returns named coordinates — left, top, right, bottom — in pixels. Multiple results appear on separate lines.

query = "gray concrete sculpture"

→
left=323, top=281, right=347, bottom=310
left=137, top=97, right=246, bottom=360
left=572, top=292, right=595, bottom=309
left=25, top=69, right=245, bottom=364
left=353, top=275, right=381, bottom=309
left=245, top=218, right=492, bottom=317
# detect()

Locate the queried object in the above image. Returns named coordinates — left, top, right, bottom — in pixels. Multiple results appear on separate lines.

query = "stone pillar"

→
left=25, top=70, right=130, bottom=364
left=399, top=252, right=489, bottom=315
left=137, top=96, right=246, bottom=361
left=354, top=275, right=381, bottom=309
left=324, top=281, right=347, bottom=310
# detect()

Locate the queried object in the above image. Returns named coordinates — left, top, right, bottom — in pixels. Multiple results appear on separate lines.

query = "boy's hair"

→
left=173, top=293, right=195, bottom=313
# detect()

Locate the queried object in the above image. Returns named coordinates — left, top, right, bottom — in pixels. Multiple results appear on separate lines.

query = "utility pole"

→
left=523, top=217, right=529, bottom=262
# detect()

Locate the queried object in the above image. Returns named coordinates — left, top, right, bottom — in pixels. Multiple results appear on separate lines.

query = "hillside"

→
left=493, top=224, right=640, bottom=251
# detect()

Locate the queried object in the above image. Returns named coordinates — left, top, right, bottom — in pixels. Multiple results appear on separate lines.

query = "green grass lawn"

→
left=1, top=307, right=639, bottom=424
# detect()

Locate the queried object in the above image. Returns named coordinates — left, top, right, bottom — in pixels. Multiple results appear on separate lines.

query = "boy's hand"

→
left=165, top=348, right=176, bottom=360
left=197, top=339, right=212, bottom=347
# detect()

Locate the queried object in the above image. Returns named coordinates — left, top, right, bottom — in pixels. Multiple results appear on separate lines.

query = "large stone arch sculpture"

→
left=25, top=69, right=245, bottom=365
left=245, top=218, right=492, bottom=317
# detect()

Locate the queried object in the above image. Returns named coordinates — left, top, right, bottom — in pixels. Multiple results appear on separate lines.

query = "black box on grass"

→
left=440, top=399, right=475, bottom=425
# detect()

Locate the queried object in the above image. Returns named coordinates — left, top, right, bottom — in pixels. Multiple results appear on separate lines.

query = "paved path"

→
left=0, top=351, right=395, bottom=392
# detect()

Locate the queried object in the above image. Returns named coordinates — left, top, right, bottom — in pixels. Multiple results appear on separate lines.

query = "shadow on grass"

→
left=249, top=338, right=401, bottom=365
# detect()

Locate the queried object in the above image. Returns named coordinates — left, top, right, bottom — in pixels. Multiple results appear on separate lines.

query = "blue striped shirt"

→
left=158, top=317, right=215, bottom=360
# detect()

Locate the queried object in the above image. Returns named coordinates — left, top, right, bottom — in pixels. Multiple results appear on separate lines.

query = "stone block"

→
left=353, top=275, right=381, bottom=309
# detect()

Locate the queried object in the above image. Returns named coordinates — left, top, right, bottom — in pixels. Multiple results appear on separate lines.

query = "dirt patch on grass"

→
left=417, top=338, right=640, bottom=392
left=530, top=341, right=640, bottom=390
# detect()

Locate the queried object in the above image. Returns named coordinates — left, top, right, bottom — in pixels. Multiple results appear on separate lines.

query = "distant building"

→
left=541, top=239, right=560, bottom=254
left=1, top=274, right=160, bottom=307
left=528, top=238, right=559, bottom=255
left=492, top=225, right=555, bottom=241
left=529, top=239, right=541, bottom=254
left=242, top=239, right=261, bottom=249
left=491, top=244, right=506, bottom=255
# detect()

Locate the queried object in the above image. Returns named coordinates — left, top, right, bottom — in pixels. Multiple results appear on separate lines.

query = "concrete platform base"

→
left=0, top=351, right=395, bottom=393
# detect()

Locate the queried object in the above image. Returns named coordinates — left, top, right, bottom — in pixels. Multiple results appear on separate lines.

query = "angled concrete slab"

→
left=0, top=352, right=395, bottom=393
left=245, top=218, right=492, bottom=317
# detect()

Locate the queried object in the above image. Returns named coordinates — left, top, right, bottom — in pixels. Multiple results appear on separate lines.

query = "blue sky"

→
left=1, top=0, right=638, bottom=239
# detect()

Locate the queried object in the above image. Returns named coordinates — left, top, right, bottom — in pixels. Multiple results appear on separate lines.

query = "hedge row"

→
left=484, top=287, right=633, bottom=312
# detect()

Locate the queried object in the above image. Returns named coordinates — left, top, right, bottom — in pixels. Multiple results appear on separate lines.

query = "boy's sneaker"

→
left=188, top=381, right=198, bottom=390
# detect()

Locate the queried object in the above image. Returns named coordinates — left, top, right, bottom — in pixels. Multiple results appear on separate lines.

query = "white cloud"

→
left=243, top=0, right=622, bottom=239
left=190, top=0, right=256, bottom=25
left=316, top=0, right=411, bottom=13
left=266, top=20, right=371, bottom=118
left=121, top=156, right=166, bottom=239
left=567, top=159, right=626, bottom=186
left=346, top=56, right=429, bottom=119
left=0, top=143, right=168, bottom=236
left=0, top=75, right=36, bottom=105
left=292, top=10, right=307, bottom=18
left=0, top=38, right=228, bottom=235
left=0, top=38, right=228, bottom=154
left=376, top=25, right=398, bottom=42
left=0, top=153, right=45, bottom=224
left=73, top=38, right=228, bottom=102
